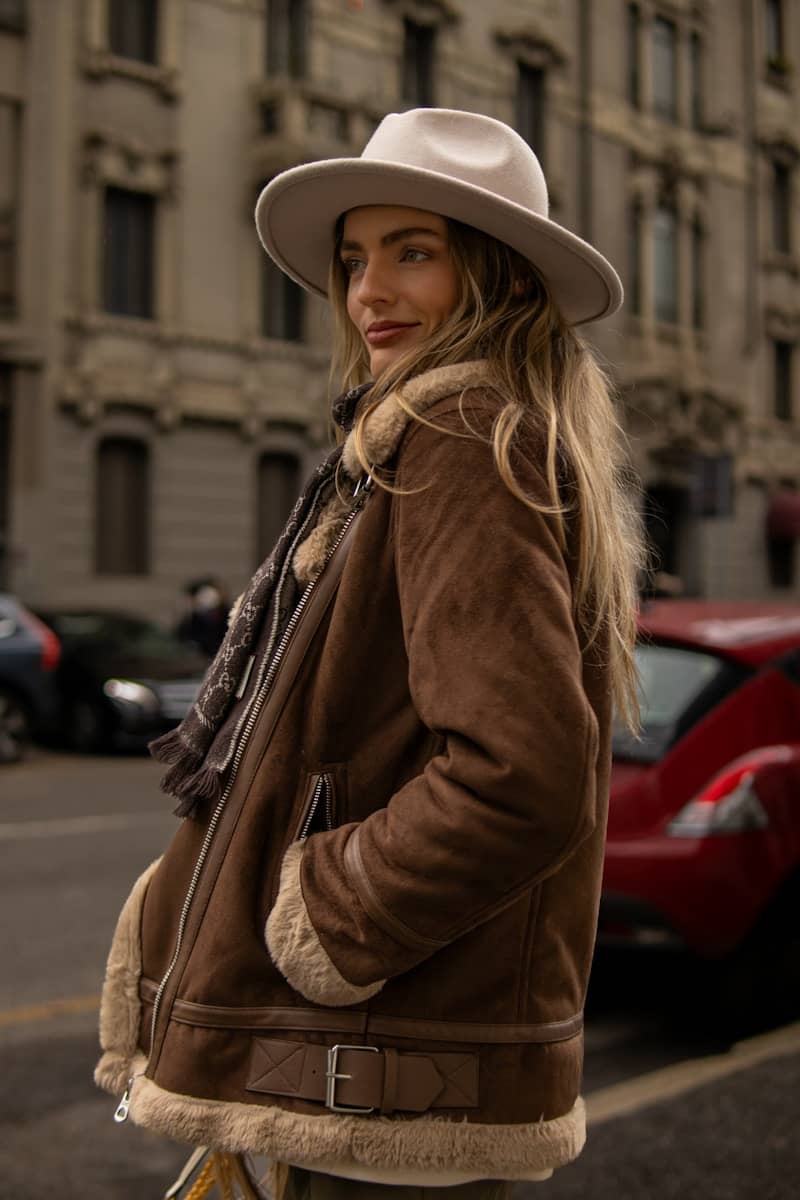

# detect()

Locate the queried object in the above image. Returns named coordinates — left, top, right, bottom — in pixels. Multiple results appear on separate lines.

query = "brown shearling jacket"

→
left=95, top=361, right=612, bottom=1184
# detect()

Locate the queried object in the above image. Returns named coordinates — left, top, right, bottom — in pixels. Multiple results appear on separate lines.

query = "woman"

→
left=96, top=108, right=642, bottom=1199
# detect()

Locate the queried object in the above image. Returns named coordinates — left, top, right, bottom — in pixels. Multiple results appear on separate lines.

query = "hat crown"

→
left=361, top=108, right=549, bottom=219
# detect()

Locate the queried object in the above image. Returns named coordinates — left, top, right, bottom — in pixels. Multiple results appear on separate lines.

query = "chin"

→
left=369, top=346, right=413, bottom=377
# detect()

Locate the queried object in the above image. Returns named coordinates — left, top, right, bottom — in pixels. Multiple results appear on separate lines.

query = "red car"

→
left=601, top=601, right=800, bottom=1021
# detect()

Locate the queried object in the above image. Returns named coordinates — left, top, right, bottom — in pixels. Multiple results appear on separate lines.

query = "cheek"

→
left=345, top=284, right=361, bottom=328
left=433, top=273, right=460, bottom=323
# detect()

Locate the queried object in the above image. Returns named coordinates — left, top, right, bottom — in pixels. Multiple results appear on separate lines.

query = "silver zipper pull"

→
left=114, top=1077, right=135, bottom=1123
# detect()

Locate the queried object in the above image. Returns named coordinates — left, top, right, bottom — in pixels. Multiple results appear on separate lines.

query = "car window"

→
left=612, top=643, right=749, bottom=763
left=44, top=614, right=189, bottom=661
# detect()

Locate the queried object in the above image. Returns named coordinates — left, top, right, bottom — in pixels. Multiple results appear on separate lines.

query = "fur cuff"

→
left=266, top=841, right=385, bottom=1007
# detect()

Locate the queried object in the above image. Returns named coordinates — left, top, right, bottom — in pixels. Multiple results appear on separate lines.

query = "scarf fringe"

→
left=148, top=725, right=190, bottom=765
left=148, top=729, right=224, bottom=819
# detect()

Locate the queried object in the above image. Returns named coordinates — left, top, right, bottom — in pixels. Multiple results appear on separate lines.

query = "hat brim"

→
left=255, top=159, right=623, bottom=326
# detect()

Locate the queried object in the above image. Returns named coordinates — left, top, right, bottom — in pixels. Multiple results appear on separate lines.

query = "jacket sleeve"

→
left=266, top=396, right=601, bottom=1006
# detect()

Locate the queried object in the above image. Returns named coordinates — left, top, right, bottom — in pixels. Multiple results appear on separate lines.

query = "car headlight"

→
left=103, top=679, right=160, bottom=714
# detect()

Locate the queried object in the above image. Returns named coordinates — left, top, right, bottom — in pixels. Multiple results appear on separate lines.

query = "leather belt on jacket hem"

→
left=138, top=978, right=583, bottom=1043
left=245, top=1038, right=479, bottom=1114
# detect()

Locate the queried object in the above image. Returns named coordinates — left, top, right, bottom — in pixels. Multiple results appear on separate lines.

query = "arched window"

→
left=629, top=199, right=643, bottom=316
left=691, top=215, right=705, bottom=330
left=653, top=202, right=678, bottom=324
left=261, top=256, right=304, bottom=341
left=108, top=0, right=158, bottom=64
left=256, top=450, right=301, bottom=565
left=0, top=2, right=26, bottom=35
left=95, top=437, right=150, bottom=575
left=103, top=186, right=156, bottom=318
left=266, top=0, right=308, bottom=78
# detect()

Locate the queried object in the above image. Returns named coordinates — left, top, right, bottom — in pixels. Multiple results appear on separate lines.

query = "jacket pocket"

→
left=292, top=770, right=337, bottom=842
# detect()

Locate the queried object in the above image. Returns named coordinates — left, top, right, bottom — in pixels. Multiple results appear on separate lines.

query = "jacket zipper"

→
left=114, top=485, right=369, bottom=1123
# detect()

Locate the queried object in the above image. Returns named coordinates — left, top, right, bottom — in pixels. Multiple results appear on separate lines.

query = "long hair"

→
left=328, top=217, right=645, bottom=729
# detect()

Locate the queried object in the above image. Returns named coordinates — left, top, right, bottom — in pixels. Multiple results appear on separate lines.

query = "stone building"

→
left=1, top=0, right=798, bottom=619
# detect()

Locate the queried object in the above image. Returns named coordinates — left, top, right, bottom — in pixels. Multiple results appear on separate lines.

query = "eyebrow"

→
left=339, top=226, right=446, bottom=252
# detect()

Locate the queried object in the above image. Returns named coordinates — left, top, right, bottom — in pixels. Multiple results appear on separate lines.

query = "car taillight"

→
left=17, top=609, right=61, bottom=671
left=667, top=764, right=769, bottom=837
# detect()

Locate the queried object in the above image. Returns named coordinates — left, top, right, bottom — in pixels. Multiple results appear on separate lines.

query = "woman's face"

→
left=340, top=206, right=460, bottom=377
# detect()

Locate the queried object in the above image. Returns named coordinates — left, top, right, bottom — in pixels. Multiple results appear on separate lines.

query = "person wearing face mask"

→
left=96, top=108, right=644, bottom=1200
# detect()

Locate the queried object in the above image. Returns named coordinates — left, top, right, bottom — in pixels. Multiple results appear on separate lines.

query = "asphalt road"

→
left=1, top=750, right=797, bottom=1199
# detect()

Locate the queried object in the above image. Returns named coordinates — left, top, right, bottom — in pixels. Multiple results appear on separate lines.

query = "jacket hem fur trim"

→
left=94, top=856, right=160, bottom=1093
left=107, top=1052, right=585, bottom=1180
left=266, top=841, right=386, bottom=1006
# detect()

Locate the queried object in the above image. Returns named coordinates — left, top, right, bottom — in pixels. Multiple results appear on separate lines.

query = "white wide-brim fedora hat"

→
left=255, top=107, right=622, bottom=326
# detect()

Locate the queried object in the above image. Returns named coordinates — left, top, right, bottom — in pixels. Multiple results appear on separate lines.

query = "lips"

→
left=365, top=321, right=420, bottom=345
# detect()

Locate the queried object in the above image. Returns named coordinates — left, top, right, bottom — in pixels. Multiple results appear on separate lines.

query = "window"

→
left=691, top=216, right=704, bottom=329
left=256, top=451, right=301, bottom=564
left=516, top=64, right=545, bottom=161
left=402, top=19, right=436, bottom=106
left=689, top=32, right=703, bottom=130
left=0, top=0, right=26, bottom=33
left=103, top=187, right=155, bottom=318
left=652, top=16, right=677, bottom=122
left=774, top=339, right=793, bottom=421
left=767, top=537, right=795, bottom=588
left=0, top=102, right=21, bottom=318
left=108, top=0, right=158, bottom=64
left=764, top=0, right=784, bottom=61
left=653, top=203, right=678, bottom=323
left=261, top=258, right=304, bottom=341
left=773, top=161, right=792, bottom=254
left=266, top=0, right=308, bottom=79
left=629, top=200, right=642, bottom=315
left=627, top=3, right=641, bottom=108
left=0, top=368, right=10, bottom=589
left=95, top=438, right=150, bottom=575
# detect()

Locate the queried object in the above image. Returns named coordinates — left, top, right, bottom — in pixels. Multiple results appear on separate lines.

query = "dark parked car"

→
left=0, top=593, right=61, bottom=762
left=35, top=610, right=208, bottom=752
left=602, top=600, right=800, bottom=1024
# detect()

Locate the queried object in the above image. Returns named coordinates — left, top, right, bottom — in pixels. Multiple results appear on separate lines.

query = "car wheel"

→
left=714, top=875, right=800, bottom=1035
left=0, top=687, right=32, bottom=763
left=66, top=698, right=109, bottom=753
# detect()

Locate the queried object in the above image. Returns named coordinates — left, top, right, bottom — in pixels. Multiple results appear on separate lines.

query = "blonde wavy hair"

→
left=328, top=217, right=644, bottom=730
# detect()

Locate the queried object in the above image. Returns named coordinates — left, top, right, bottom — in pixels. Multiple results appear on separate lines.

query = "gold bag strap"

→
left=164, top=1149, right=270, bottom=1200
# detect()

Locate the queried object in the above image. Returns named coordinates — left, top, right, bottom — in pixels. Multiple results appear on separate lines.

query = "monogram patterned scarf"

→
left=149, top=383, right=372, bottom=817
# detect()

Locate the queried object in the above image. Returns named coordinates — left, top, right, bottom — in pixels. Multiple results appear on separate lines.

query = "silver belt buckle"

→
left=325, top=1043, right=380, bottom=1114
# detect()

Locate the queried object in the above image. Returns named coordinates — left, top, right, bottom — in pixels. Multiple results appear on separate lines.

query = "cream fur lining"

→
left=94, top=857, right=161, bottom=1095
left=291, top=361, right=497, bottom=584
left=265, top=841, right=385, bottom=1006
left=340, top=359, right=496, bottom=480
left=117, top=1051, right=585, bottom=1181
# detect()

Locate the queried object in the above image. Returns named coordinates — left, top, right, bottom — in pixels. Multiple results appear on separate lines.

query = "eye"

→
left=340, top=256, right=365, bottom=277
left=400, top=247, right=430, bottom=264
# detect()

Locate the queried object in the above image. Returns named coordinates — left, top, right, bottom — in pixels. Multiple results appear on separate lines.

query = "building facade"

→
left=1, top=0, right=799, bottom=619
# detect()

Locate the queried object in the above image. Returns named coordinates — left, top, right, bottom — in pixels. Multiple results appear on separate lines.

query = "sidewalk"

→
left=522, top=1023, right=800, bottom=1200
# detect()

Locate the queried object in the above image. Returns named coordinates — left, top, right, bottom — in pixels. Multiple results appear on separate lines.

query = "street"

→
left=1, top=751, right=797, bottom=1199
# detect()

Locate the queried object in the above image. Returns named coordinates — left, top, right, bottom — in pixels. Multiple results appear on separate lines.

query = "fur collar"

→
left=341, top=359, right=495, bottom=479
left=293, top=360, right=496, bottom=586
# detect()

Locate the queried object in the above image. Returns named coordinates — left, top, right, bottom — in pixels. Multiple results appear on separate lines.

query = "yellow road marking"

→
left=586, top=1020, right=800, bottom=1123
left=0, top=994, right=100, bottom=1028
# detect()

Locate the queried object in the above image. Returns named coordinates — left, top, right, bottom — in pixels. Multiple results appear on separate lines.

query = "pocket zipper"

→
left=298, top=772, right=333, bottom=841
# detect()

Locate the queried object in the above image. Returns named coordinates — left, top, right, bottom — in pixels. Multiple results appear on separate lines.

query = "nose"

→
left=352, top=257, right=394, bottom=308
